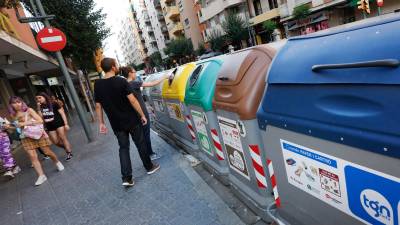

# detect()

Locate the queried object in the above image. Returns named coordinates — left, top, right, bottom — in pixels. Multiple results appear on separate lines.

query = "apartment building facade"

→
left=131, top=0, right=160, bottom=57
left=160, top=0, right=184, bottom=39
left=143, top=0, right=170, bottom=58
left=117, top=14, right=146, bottom=66
left=195, top=0, right=249, bottom=42
left=177, top=0, right=204, bottom=50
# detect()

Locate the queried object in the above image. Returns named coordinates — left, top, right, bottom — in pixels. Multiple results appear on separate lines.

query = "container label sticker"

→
left=191, top=110, right=212, bottom=156
left=153, top=100, right=164, bottom=112
left=218, top=116, right=250, bottom=180
left=280, top=139, right=400, bottom=225
left=167, top=103, right=184, bottom=122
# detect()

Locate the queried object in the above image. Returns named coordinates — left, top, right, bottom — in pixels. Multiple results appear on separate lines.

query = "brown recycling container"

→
left=213, top=44, right=281, bottom=222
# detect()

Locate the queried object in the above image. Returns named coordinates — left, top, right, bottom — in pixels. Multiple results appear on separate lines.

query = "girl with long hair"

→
left=8, top=96, right=64, bottom=186
left=35, top=92, right=73, bottom=161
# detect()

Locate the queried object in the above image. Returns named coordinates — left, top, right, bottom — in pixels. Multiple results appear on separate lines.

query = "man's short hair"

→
left=101, top=58, right=116, bottom=73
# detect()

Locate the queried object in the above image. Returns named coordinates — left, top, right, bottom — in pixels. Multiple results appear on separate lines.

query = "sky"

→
left=94, top=0, right=130, bottom=62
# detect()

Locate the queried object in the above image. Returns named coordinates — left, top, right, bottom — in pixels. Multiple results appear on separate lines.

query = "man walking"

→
left=94, top=58, right=160, bottom=187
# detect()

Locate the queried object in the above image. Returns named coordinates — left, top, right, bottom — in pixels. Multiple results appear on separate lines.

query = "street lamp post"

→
left=33, top=0, right=94, bottom=142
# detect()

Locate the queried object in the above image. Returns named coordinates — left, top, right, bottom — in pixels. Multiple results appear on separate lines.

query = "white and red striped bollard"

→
left=185, top=115, right=196, bottom=140
left=267, top=158, right=281, bottom=207
left=249, top=145, right=268, bottom=189
left=210, top=129, right=225, bottom=161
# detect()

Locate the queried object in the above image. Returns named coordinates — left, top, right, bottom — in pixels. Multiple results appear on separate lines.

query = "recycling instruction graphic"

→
left=280, top=139, right=400, bottom=225
left=166, top=102, right=184, bottom=122
left=218, top=116, right=249, bottom=180
left=191, top=110, right=212, bottom=155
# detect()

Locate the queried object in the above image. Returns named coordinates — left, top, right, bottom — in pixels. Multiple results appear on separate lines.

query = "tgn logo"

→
left=360, top=189, right=393, bottom=225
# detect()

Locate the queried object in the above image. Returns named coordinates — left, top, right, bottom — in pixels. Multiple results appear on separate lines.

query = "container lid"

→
left=162, top=63, right=196, bottom=101
left=258, top=14, right=400, bottom=159
left=213, top=44, right=277, bottom=120
left=268, top=14, right=400, bottom=84
left=184, top=56, right=224, bottom=111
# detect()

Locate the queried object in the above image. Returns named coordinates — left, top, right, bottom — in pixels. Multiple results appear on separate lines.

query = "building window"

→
left=253, top=0, right=262, bottom=15
left=184, top=18, right=189, bottom=26
left=268, top=0, right=278, bottom=9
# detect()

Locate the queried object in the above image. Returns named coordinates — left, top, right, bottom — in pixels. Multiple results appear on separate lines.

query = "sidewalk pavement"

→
left=0, top=118, right=244, bottom=225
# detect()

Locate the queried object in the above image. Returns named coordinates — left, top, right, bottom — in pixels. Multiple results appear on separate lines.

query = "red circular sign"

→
left=36, top=27, right=67, bottom=52
left=377, top=0, right=384, bottom=7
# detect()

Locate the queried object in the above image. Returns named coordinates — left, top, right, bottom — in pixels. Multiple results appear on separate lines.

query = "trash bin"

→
left=147, top=70, right=174, bottom=142
left=257, top=15, right=400, bottom=225
left=213, top=44, right=280, bottom=221
left=162, top=63, right=198, bottom=154
left=184, top=56, right=230, bottom=185
left=143, top=72, right=162, bottom=125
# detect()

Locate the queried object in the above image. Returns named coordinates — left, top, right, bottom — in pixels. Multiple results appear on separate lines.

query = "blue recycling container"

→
left=257, top=14, right=400, bottom=225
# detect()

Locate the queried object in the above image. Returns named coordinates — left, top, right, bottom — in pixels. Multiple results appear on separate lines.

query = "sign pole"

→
left=34, top=0, right=94, bottom=142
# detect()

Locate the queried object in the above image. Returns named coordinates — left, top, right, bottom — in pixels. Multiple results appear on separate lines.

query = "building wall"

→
left=178, top=0, right=203, bottom=49
left=161, top=0, right=184, bottom=39
left=144, top=0, right=168, bottom=57
left=134, top=0, right=159, bottom=56
left=199, top=1, right=247, bottom=42
left=1, top=7, right=38, bottom=49
left=198, top=0, right=246, bottom=23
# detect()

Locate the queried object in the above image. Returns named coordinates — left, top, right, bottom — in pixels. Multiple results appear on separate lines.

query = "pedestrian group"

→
left=1, top=57, right=165, bottom=188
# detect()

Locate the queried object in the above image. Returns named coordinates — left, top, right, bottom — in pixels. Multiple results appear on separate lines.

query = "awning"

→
left=249, top=8, right=280, bottom=26
left=0, top=30, right=76, bottom=78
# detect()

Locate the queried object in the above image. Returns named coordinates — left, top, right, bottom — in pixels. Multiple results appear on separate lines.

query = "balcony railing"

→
left=166, top=6, right=180, bottom=21
left=0, top=11, right=19, bottom=39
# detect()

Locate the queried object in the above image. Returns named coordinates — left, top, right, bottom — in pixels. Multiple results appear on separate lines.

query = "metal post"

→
left=378, top=7, right=381, bottom=16
left=34, top=0, right=94, bottom=142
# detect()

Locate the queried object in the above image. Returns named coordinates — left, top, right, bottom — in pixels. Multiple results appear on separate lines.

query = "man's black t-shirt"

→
left=128, top=80, right=149, bottom=119
left=94, top=76, right=141, bottom=132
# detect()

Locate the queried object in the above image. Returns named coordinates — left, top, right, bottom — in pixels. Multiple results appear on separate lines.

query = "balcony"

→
left=248, top=8, right=280, bottom=26
left=157, top=12, right=165, bottom=21
left=166, top=6, right=180, bottom=21
left=161, top=26, right=168, bottom=33
left=164, top=0, right=174, bottom=4
left=170, top=22, right=184, bottom=36
left=155, top=0, right=162, bottom=9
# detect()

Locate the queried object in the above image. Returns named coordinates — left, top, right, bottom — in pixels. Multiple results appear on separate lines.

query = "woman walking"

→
left=9, top=96, right=64, bottom=186
left=121, top=66, right=168, bottom=160
left=0, top=116, right=21, bottom=178
left=35, top=92, right=73, bottom=161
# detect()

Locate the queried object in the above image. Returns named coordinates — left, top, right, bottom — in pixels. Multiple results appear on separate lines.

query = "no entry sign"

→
left=36, top=27, right=67, bottom=52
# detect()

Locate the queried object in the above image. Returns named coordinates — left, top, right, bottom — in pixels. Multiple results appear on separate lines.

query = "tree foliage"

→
left=208, top=30, right=226, bottom=52
left=149, top=51, right=163, bottom=69
left=293, top=4, right=311, bottom=19
left=22, top=0, right=110, bottom=71
left=0, top=0, right=19, bottom=8
left=164, top=37, right=193, bottom=62
left=196, top=43, right=207, bottom=56
left=222, top=13, right=248, bottom=48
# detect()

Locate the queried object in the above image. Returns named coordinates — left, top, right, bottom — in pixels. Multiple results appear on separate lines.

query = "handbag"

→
left=22, top=112, right=45, bottom=140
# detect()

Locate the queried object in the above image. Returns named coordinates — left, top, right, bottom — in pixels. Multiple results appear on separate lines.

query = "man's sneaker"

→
left=66, top=153, right=73, bottom=161
left=56, top=162, right=65, bottom=171
left=150, top=153, right=161, bottom=161
left=147, top=163, right=160, bottom=175
left=3, top=171, right=14, bottom=178
left=43, top=156, right=50, bottom=160
left=12, top=166, right=21, bottom=175
left=35, top=175, right=47, bottom=186
left=122, top=179, right=135, bottom=187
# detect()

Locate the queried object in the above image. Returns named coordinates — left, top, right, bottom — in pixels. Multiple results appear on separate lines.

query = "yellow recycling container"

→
left=162, top=63, right=198, bottom=154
